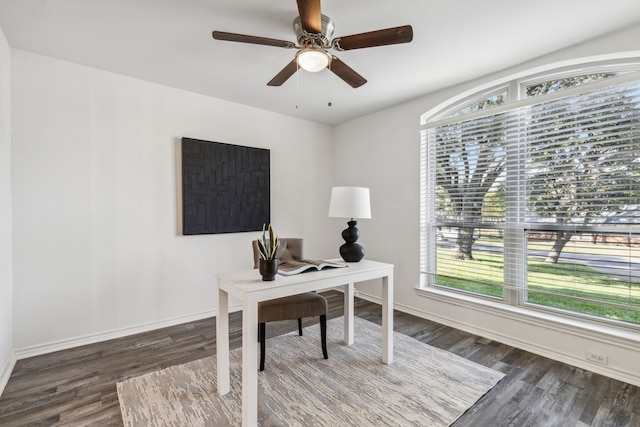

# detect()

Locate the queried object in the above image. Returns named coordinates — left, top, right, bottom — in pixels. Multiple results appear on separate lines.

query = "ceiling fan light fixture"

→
left=296, top=47, right=331, bottom=72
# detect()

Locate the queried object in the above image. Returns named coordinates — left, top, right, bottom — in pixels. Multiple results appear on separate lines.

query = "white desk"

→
left=216, top=259, right=394, bottom=427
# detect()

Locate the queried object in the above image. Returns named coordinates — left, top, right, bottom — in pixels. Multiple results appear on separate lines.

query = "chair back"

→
left=252, top=238, right=303, bottom=268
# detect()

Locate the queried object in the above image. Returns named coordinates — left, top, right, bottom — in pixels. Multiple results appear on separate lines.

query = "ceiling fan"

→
left=212, top=0, right=413, bottom=88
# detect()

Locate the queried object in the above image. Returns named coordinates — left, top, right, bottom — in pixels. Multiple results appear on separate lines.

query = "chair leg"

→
left=298, top=318, right=303, bottom=336
left=259, top=322, right=266, bottom=371
left=320, top=314, right=328, bottom=359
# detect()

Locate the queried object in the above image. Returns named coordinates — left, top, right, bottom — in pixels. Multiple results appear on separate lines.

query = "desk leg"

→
left=216, top=285, right=230, bottom=395
left=382, top=275, right=394, bottom=364
left=242, top=297, right=259, bottom=427
left=343, top=282, right=354, bottom=345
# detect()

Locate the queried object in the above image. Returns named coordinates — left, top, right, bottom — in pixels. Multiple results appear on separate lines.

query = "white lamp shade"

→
left=328, top=187, right=371, bottom=219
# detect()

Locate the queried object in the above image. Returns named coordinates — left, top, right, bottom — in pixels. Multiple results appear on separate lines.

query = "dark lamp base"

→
left=340, top=243, right=365, bottom=262
left=338, top=220, right=365, bottom=262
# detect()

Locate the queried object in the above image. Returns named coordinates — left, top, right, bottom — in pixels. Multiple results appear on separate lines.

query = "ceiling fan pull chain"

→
left=296, top=62, right=300, bottom=109
left=328, top=62, right=333, bottom=107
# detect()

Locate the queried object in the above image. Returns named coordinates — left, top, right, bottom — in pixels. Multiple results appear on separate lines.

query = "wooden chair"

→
left=252, top=238, right=328, bottom=371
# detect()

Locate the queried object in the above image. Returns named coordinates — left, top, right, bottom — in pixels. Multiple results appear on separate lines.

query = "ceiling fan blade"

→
left=212, top=31, right=296, bottom=49
left=296, top=0, right=322, bottom=33
left=332, top=25, right=413, bottom=51
left=267, top=60, right=299, bottom=86
left=329, top=57, right=367, bottom=88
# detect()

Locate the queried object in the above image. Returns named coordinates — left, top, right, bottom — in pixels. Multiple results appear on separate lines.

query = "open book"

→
left=278, top=259, right=348, bottom=276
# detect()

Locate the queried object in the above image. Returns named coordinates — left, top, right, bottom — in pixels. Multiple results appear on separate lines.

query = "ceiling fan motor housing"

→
left=293, top=14, right=334, bottom=47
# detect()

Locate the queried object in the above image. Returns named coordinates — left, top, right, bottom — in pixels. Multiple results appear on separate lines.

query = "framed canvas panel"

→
left=181, top=137, right=270, bottom=235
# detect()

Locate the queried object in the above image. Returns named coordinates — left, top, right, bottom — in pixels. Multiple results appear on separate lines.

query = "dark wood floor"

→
left=1, top=290, right=639, bottom=426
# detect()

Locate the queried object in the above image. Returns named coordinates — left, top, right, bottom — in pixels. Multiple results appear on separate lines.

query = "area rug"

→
left=117, top=317, right=504, bottom=426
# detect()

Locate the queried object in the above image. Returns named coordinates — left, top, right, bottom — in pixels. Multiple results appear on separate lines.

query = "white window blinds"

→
left=421, top=72, right=640, bottom=323
left=524, top=80, right=640, bottom=228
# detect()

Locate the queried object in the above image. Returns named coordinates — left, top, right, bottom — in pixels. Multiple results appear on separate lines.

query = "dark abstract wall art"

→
left=181, top=138, right=270, bottom=235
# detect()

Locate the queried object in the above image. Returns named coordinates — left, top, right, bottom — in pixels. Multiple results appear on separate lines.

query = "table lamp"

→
left=328, top=186, right=371, bottom=262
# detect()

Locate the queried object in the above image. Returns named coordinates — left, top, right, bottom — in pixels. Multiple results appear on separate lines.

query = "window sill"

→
left=414, top=286, right=640, bottom=350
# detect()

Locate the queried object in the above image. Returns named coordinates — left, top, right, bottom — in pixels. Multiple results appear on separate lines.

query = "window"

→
left=524, top=72, right=630, bottom=98
left=438, top=88, right=507, bottom=119
left=420, top=62, right=640, bottom=326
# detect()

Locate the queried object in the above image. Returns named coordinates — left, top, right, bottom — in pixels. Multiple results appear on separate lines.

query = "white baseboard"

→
left=352, top=288, right=640, bottom=388
left=0, top=352, right=16, bottom=397
left=13, top=308, right=225, bottom=360
left=13, top=299, right=247, bottom=361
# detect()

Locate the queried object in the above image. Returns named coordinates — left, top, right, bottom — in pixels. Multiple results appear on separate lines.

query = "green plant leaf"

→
left=257, top=223, right=279, bottom=260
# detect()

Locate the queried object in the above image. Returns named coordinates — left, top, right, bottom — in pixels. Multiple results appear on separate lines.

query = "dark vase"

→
left=259, top=258, right=278, bottom=281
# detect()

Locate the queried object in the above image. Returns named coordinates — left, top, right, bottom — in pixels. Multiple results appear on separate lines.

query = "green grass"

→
left=436, top=245, right=640, bottom=324
left=436, top=250, right=504, bottom=298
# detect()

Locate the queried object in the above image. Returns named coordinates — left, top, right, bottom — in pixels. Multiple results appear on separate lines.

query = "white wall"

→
left=10, top=50, right=336, bottom=355
left=0, top=26, right=14, bottom=393
left=334, top=23, right=640, bottom=386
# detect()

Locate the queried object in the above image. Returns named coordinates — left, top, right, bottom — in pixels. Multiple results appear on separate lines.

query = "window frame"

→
left=420, top=59, right=640, bottom=330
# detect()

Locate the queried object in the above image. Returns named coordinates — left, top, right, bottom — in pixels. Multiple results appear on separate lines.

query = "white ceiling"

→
left=1, top=0, right=640, bottom=125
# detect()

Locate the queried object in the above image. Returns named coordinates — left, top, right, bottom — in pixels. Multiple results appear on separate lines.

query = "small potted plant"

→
left=256, top=224, right=279, bottom=281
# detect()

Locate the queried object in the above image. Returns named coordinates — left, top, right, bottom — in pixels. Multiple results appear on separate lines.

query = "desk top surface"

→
left=217, top=259, right=393, bottom=295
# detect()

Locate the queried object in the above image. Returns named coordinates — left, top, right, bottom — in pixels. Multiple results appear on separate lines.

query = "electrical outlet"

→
left=586, top=351, right=608, bottom=365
